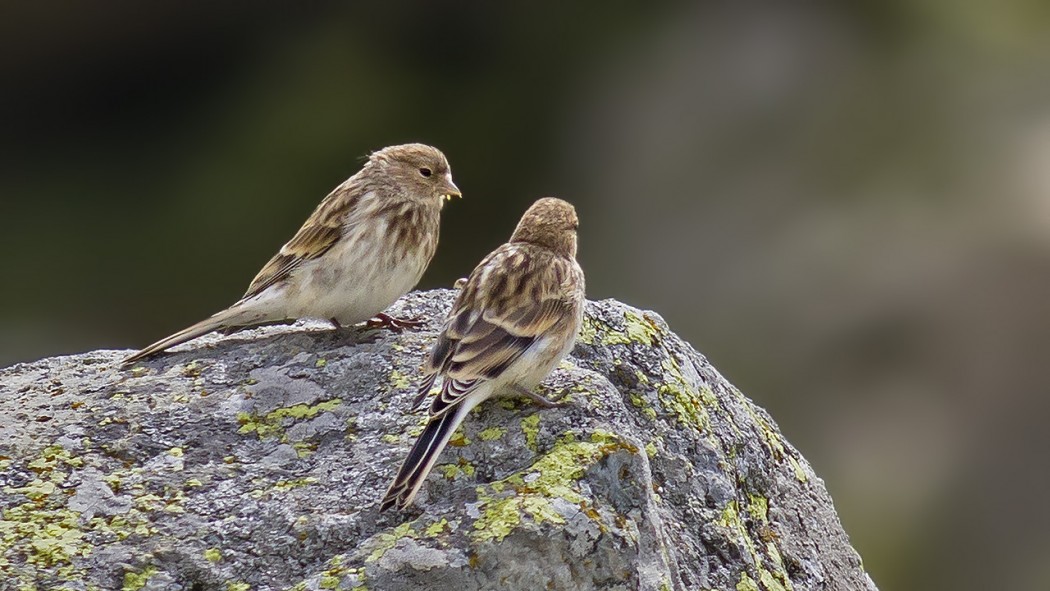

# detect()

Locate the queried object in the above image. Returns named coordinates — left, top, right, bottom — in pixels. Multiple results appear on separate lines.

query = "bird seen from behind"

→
left=381, top=197, right=585, bottom=512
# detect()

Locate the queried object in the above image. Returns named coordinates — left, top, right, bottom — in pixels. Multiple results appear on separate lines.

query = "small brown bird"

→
left=125, top=143, right=461, bottom=364
left=381, top=197, right=585, bottom=512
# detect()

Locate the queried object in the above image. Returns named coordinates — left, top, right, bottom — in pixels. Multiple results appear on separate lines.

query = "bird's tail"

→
left=123, top=303, right=270, bottom=364
left=380, top=398, right=479, bottom=511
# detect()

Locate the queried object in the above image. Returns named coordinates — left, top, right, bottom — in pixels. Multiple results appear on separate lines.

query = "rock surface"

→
left=0, top=290, right=876, bottom=591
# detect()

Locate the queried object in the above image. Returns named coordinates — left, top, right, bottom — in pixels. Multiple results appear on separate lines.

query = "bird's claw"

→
left=366, top=312, right=426, bottom=332
left=512, top=384, right=570, bottom=408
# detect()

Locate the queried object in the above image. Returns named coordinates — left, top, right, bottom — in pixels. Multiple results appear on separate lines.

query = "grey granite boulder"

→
left=0, top=290, right=876, bottom=591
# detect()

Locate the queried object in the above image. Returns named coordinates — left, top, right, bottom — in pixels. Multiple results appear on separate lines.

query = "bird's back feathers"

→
left=384, top=233, right=584, bottom=511
left=417, top=243, right=583, bottom=416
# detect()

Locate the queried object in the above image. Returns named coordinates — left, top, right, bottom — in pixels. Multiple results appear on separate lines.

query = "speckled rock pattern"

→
left=0, top=290, right=876, bottom=591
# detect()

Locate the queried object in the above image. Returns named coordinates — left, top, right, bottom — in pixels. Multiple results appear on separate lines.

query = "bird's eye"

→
left=419, top=167, right=432, bottom=177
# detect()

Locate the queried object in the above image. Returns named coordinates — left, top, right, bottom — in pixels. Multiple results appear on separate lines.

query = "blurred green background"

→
left=4, top=2, right=1050, bottom=589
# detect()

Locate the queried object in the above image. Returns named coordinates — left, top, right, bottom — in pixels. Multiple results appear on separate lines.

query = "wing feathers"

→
left=241, top=185, right=358, bottom=301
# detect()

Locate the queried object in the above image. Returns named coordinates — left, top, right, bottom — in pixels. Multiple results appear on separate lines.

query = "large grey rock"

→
left=0, top=290, right=876, bottom=591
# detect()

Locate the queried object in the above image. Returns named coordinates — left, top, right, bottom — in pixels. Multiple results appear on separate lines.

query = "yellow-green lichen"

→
left=787, top=456, right=808, bottom=483
left=645, top=441, right=658, bottom=458
left=718, top=496, right=795, bottom=591
left=520, top=414, right=541, bottom=452
left=760, top=566, right=791, bottom=591
left=275, top=477, right=317, bottom=492
left=123, top=483, right=187, bottom=517
left=448, top=430, right=470, bottom=447
left=732, top=388, right=808, bottom=483
left=293, top=441, right=317, bottom=458
left=237, top=399, right=342, bottom=440
left=315, top=358, right=327, bottom=368
left=226, top=582, right=249, bottom=591
left=471, top=430, right=631, bottom=543
left=629, top=392, right=658, bottom=420
left=438, top=460, right=476, bottom=480
left=286, top=555, right=361, bottom=591
left=182, top=360, right=204, bottom=377
left=747, top=494, right=768, bottom=523
left=322, top=559, right=361, bottom=590
left=8, top=447, right=175, bottom=562
left=204, top=548, right=222, bottom=563
left=736, top=572, right=759, bottom=591
left=249, top=476, right=318, bottom=499
left=424, top=518, right=449, bottom=537
left=365, top=522, right=417, bottom=563
left=577, top=316, right=599, bottom=345
left=478, top=426, right=506, bottom=441
left=656, top=381, right=709, bottom=432
left=388, top=370, right=411, bottom=390
left=652, top=357, right=716, bottom=436
left=122, top=565, right=158, bottom=590
left=0, top=445, right=94, bottom=586
left=470, top=495, right=522, bottom=543
left=718, top=501, right=760, bottom=570
left=407, top=421, right=426, bottom=438
left=599, top=311, right=661, bottom=346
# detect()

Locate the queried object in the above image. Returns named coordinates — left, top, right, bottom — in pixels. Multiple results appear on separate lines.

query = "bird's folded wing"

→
left=241, top=187, right=358, bottom=300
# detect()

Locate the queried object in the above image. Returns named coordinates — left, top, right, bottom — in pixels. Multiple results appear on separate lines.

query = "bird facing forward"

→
left=125, top=143, right=461, bottom=364
left=381, top=197, right=585, bottom=512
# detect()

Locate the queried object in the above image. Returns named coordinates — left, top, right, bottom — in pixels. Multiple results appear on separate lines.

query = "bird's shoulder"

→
left=456, top=242, right=581, bottom=316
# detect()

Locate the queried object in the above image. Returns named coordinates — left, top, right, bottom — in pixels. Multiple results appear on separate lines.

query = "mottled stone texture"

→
left=0, top=290, right=876, bottom=591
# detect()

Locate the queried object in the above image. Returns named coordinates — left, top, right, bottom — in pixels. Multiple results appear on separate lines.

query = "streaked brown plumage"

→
left=381, top=197, right=585, bottom=512
left=125, top=143, right=461, bottom=364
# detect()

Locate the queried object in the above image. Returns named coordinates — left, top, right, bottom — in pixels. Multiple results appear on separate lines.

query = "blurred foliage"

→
left=4, top=2, right=1050, bottom=590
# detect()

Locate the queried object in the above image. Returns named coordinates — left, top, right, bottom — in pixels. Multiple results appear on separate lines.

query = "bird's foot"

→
left=366, top=312, right=426, bottom=332
left=511, top=384, right=570, bottom=408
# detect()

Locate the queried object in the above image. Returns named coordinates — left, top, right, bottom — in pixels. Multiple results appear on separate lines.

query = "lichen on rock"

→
left=0, top=290, right=875, bottom=591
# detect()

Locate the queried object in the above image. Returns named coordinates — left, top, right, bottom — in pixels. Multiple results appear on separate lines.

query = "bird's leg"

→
left=330, top=318, right=343, bottom=330
left=511, top=384, right=569, bottom=408
left=366, top=312, right=426, bottom=332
